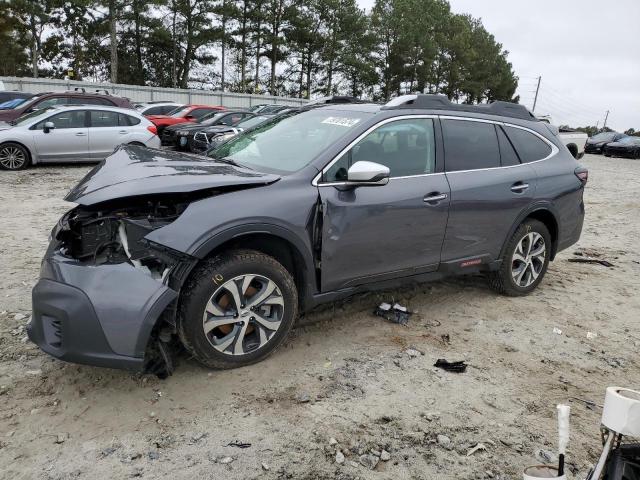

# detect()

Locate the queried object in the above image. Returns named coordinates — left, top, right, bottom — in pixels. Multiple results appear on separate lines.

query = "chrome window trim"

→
left=313, top=114, right=559, bottom=187
left=313, top=114, right=438, bottom=187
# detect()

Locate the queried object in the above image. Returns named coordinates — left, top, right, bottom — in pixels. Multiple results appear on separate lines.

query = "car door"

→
left=31, top=110, right=90, bottom=162
left=440, top=118, right=539, bottom=267
left=88, top=110, right=128, bottom=159
left=317, top=117, right=451, bottom=291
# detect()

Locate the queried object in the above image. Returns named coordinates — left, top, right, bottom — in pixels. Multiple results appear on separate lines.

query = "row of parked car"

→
left=0, top=88, right=292, bottom=170
left=584, top=131, right=640, bottom=159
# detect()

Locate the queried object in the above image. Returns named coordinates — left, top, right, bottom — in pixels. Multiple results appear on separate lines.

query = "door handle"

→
left=510, top=182, right=529, bottom=193
left=118, top=130, right=127, bottom=134
left=75, top=132, right=87, bottom=137
left=423, top=193, right=448, bottom=203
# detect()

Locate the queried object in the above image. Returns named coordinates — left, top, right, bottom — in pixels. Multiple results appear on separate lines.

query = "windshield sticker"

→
left=321, top=117, right=361, bottom=128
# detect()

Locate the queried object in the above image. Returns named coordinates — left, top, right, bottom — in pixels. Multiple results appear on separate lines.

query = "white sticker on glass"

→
left=321, top=117, right=361, bottom=127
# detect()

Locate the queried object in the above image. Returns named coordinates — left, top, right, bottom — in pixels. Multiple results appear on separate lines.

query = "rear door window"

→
left=442, top=119, right=500, bottom=171
left=90, top=110, right=119, bottom=127
left=496, top=126, right=520, bottom=166
left=504, top=126, right=552, bottom=162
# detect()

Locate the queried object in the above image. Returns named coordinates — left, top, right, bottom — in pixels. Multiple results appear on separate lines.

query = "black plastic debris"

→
left=374, top=302, right=411, bottom=326
left=434, top=359, right=467, bottom=373
left=226, top=441, right=252, bottom=449
left=568, top=258, right=614, bottom=268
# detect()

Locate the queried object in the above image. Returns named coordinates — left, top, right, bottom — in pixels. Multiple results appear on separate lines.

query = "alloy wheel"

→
left=202, top=274, right=285, bottom=356
left=0, top=146, right=26, bottom=170
left=511, top=232, right=546, bottom=288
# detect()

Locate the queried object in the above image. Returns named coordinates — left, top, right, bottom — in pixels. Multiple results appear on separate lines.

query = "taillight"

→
left=575, top=166, right=588, bottom=185
left=147, top=125, right=158, bottom=135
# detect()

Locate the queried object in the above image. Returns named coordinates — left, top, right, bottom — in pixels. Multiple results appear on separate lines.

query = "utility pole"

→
left=532, top=76, right=542, bottom=112
left=603, top=110, right=610, bottom=130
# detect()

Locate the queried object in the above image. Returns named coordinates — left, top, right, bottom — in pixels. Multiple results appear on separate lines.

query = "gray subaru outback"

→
left=28, top=95, right=587, bottom=375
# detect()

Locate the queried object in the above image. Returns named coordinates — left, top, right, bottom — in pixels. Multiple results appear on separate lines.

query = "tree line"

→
left=1, top=0, right=518, bottom=103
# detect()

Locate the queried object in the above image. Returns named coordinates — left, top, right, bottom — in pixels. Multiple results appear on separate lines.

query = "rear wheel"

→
left=178, top=250, right=298, bottom=369
left=488, top=219, right=551, bottom=296
left=0, top=142, right=30, bottom=170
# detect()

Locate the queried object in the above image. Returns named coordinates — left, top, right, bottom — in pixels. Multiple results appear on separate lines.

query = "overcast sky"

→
left=357, top=0, right=639, bottom=131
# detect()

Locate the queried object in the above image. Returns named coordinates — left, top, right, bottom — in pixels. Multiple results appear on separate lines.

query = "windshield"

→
left=208, top=108, right=372, bottom=174
left=591, top=132, right=617, bottom=141
left=619, top=136, right=640, bottom=144
left=0, top=98, right=28, bottom=110
left=169, top=107, right=191, bottom=118
left=199, top=112, right=227, bottom=125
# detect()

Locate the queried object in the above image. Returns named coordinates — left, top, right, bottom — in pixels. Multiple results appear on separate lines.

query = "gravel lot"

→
left=0, top=154, right=639, bottom=480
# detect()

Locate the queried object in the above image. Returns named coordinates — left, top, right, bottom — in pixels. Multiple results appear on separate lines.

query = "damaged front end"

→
left=30, top=195, right=199, bottom=377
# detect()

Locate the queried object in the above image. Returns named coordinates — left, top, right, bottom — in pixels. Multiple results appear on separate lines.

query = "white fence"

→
left=0, top=76, right=308, bottom=109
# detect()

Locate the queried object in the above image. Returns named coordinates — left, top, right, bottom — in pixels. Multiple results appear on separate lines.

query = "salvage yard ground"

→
left=0, top=154, right=639, bottom=480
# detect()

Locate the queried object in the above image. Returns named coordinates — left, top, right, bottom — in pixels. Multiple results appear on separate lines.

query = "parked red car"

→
left=146, top=105, right=225, bottom=138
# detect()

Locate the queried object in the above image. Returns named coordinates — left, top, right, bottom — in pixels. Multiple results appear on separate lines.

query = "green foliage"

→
left=2, top=0, right=518, bottom=103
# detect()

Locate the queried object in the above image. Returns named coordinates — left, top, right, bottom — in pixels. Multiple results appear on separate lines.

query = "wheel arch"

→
left=0, top=140, right=34, bottom=166
left=191, top=226, right=316, bottom=310
left=501, top=205, right=560, bottom=261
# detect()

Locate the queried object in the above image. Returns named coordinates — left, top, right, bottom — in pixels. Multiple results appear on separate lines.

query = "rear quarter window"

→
left=442, top=119, right=500, bottom=171
left=505, top=126, right=552, bottom=162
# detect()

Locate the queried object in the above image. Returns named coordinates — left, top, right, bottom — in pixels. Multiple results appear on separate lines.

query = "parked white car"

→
left=134, top=101, right=183, bottom=116
left=0, top=105, right=160, bottom=170
left=537, top=115, right=587, bottom=159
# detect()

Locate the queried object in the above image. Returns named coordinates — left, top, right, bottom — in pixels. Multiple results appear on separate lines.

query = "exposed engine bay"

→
left=56, top=196, right=191, bottom=280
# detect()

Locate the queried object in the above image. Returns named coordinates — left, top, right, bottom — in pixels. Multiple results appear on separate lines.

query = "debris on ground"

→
left=405, top=348, right=422, bottom=358
left=261, top=462, right=270, bottom=471
left=226, top=441, right=251, bottom=449
left=568, top=257, right=614, bottom=267
left=380, top=450, right=391, bottom=461
left=553, top=327, right=563, bottom=335
left=219, top=457, right=234, bottom=465
left=434, top=359, right=467, bottom=373
left=296, top=392, right=311, bottom=403
left=440, top=334, right=451, bottom=345
left=335, top=451, right=345, bottom=464
left=467, top=443, right=487, bottom=456
left=437, top=434, right=453, bottom=450
left=359, top=453, right=379, bottom=470
left=373, top=302, right=412, bottom=326
left=570, top=397, right=602, bottom=410
left=587, top=331, right=598, bottom=339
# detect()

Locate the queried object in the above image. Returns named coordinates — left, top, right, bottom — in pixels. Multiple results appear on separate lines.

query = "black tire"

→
left=0, top=142, right=31, bottom=170
left=177, top=249, right=298, bottom=369
left=488, top=219, right=551, bottom=296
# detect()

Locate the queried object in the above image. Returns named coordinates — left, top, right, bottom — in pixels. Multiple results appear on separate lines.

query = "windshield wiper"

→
left=215, top=156, right=252, bottom=170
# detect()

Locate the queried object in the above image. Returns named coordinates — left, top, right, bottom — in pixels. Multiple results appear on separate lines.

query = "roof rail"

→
left=95, top=89, right=111, bottom=95
left=74, top=87, right=86, bottom=93
left=383, top=94, right=537, bottom=121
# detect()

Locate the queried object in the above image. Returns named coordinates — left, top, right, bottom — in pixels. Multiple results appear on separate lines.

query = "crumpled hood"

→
left=65, top=145, right=280, bottom=206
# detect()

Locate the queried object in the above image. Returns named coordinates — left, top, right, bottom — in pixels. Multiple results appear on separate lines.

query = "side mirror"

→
left=43, top=121, right=55, bottom=134
left=185, top=115, right=195, bottom=121
left=347, top=161, right=390, bottom=185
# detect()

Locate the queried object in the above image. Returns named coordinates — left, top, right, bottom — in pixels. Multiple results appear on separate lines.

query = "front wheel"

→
left=488, top=219, right=551, bottom=296
left=177, top=250, right=298, bottom=369
left=0, top=142, right=30, bottom=170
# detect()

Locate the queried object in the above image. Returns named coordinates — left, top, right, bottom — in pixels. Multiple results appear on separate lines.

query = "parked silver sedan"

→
left=0, top=105, right=161, bottom=170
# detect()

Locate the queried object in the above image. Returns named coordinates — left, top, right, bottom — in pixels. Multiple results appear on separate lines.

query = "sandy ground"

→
left=0, top=154, right=639, bottom=480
